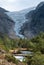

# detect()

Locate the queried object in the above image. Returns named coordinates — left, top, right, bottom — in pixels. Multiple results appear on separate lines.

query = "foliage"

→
left=5, top=54, right=18, bottom=64
left=0, top=32, right=44, bottom=65
left=31, top=53, right=44, bottom=65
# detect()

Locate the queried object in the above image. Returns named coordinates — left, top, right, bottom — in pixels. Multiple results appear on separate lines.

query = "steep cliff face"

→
left=0, top=7, right=16, bottom=38
left=20, top=2, right=44, bottom=38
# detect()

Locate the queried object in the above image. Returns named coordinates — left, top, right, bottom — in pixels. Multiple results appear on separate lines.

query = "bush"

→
left=31, top=53, right=44, bottom=65
left=5, top=54, right=18, bottom=64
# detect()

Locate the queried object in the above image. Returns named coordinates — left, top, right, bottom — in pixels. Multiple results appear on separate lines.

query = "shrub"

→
left=5, top=54, right=18, bottom=64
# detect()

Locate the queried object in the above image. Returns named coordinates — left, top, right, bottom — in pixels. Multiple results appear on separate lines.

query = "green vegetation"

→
left=24, top=52, right=44, bottom=65
left=31, top=53, right=44, bottom=65
left=5, top=54, right=18, bottom=64
left=22, top=32, right=44, bottom=65
left=0, top=32, right=44, bottom=65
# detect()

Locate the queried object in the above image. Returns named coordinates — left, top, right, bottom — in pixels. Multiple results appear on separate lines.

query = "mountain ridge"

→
left=0, top=2, right=44, bottom=39
left=20, top=2, right=44, bottom=38
left=0, top=7, right=18, bottom=39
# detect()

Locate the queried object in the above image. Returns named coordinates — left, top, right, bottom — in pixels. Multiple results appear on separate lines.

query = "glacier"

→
left=6, top=7, right=35, bottom=38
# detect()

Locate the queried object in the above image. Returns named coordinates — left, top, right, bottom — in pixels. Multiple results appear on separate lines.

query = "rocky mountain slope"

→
left=0, top=2, right=44, bottom=39
left=20, top=2, right=44, bottom=38
left=0, top=7, right=17, bottom=39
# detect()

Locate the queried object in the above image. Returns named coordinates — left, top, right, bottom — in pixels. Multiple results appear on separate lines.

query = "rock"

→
left=20, top=2, right=44, bottom=38
left=0, top=7, right=17, bottom=39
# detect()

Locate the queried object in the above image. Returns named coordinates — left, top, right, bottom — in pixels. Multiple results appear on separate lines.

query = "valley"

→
left=0, top=1, right=44, bottom=65
left=6, top=7, right=35, bottom=38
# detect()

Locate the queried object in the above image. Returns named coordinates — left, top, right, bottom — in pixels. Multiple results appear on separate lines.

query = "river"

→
left=14, top=51, right=33, bottom=61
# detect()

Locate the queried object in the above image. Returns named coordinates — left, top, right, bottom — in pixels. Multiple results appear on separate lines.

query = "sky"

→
left=0, top=0, right=44, bottom=11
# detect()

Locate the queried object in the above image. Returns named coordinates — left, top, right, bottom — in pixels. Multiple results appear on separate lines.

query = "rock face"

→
left=6, top=7, right=35, bottom=38
left=0, top=2, right=44, bottom=39
left=20, top=2, right=44, bottom=38
left=0, top=7, right=16, bottom=38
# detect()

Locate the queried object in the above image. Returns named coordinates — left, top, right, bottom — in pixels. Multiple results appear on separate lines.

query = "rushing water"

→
left=14, top=51, right=32, bottom=61
left=14, top=56, right=24, bottom=62
left=20, top=51, right=33, bottom=54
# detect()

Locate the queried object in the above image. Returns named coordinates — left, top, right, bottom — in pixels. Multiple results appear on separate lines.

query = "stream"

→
left=14, top=51, right=32, bottom=61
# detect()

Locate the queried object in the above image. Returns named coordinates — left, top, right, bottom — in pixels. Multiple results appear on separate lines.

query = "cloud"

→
left=0, top=0, right=44, bottom=11
left=1, top=0, right=16, bottom=3
left=7, top=0, right=15, bottom=2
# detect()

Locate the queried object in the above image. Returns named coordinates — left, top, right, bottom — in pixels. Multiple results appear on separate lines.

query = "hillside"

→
left=0, top=7, right=17, bottom=39
left=20, top=2, right=44, bottom=38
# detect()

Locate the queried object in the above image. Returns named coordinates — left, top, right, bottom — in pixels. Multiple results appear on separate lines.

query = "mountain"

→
left=20, top=2, right=44, bottom=38
left=1, top=2, right=44, bottom=39
left=6, top=7, right=35, bottom=38
left=0, top=7, right=8, bottom=12
left=0, top=7, right=17, bottom=39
